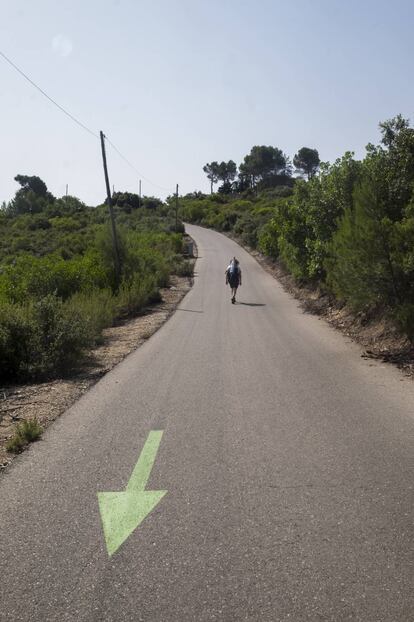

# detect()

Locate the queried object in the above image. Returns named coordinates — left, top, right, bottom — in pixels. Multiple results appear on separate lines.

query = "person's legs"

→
left=229, top=280, right=235, bottom=302
left=229, top=277, right=239, bottom=303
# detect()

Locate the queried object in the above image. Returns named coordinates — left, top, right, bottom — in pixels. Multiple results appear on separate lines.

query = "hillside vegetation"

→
left=2, top=115, right=413, bottom=383
left=182, top=116, right=414, bottom=340
left=0, top=180, right=187, bottom=381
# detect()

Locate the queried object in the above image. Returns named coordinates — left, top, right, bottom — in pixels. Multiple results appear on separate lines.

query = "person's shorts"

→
left=228, top=276, right=240, bottom=288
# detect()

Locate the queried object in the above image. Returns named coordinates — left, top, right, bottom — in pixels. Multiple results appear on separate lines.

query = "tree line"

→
left=182, top=115, right=414, bottom=341
left=203, top=145, right=320, bottom=194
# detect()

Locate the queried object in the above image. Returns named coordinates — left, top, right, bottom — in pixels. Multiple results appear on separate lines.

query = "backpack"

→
left=229, top=263, right=239, bottom=277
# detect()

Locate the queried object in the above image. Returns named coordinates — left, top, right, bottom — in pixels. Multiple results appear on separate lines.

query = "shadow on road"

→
left=236, top=302, right=266, bottom=307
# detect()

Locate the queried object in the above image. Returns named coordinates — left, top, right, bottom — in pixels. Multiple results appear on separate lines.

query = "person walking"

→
left=225, top=257, right=242, bottom=304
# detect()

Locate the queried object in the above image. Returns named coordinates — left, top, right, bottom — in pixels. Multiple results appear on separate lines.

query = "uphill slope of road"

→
left=1, top=224, right=414, bottom=622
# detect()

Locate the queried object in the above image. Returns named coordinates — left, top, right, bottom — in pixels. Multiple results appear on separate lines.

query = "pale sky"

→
left=1, top=0, right=413, bottom=205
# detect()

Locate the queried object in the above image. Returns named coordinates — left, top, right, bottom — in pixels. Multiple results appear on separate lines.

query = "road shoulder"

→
left=224, top=230, right=414, bottom=378
left=0, top=274, right=193, bottom=470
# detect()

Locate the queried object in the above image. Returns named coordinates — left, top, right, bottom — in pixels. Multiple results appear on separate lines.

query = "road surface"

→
left=1, top=224, right=414, bottom=621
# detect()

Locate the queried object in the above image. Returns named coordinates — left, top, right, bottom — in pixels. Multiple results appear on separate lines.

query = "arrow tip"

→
left=98, top=490, right=167, bottom=556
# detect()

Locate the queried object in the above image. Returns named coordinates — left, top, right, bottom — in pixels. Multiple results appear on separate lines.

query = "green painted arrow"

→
left=98, top=430, right=167, bottom=556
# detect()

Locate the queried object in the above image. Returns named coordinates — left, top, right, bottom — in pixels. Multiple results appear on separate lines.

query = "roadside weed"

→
left=6, top=418, right=43, bottom=453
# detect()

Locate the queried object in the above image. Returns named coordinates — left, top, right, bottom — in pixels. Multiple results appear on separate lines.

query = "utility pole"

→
left=100, top=130, right=121, bottom=288
left=138, top=179, right=141, bottom=209
left=175, top=183, right=179, bottom=231
left=65, top=184, right=68, bottom=200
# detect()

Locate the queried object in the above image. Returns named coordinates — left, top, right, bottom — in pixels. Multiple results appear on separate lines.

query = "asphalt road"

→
left=1, top=224, right=414, bottom=622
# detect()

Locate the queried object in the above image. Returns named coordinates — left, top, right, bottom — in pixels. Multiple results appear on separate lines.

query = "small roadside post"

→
left=175, top=183, right=179, bottom=231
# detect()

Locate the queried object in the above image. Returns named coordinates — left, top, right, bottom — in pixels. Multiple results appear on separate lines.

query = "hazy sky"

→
left=1, top=0, right=413, bottom=205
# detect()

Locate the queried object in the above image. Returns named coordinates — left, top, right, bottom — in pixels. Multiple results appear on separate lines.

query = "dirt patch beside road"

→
left=0, top=274, right=193, bottom=470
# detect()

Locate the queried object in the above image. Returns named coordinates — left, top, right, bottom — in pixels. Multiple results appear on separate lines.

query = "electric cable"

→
left=105, top=136, right=175, bottom=194
left=0, top=49, right=98, bottom=139
left=1, top=49, right=176, bottom=195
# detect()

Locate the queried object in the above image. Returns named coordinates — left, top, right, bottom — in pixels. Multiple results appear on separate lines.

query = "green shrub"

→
left=258, top=219, right=280, bottom=259
left=274, top=198, right=310, bottom=279
left=0, top=294, right=93, bottom=380
left=326, top=180, right=404, bottom=309
left=234, top=213, right=260, bottom=247
left=0, top=301, right=37, bottom=378
left=0, top=253, right=108, bottom=303
left=65, top=289, right=117, bottom=343
left=30, top=294, right=93, bottom=376
left=117, top=272, right=160, bottom=316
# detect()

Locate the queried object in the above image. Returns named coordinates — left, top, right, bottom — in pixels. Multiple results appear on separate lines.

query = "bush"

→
left=0, top=253, right=108, bottom=303
left=0, top=301, right=38, bottom=378
left=117, top=272, right=160, bottom=316
left=0, top=294, right=94, bottom=380
left=35, top=295, right=93, bottom=375
left=65, top=289, right=117, bottom=343
left=234, top=213, right=260, bottom=247
left=326, top=179, right=408, bottom=309
left=258, top=219, right=279, bottom=259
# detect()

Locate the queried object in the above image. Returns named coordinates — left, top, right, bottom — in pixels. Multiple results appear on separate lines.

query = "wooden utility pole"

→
left=100, top=130, right=121, bottom=288
left=138, top=179, right=142, bottom=209
left=65, top=184, right=68, bottom=200
left=175, top=183, right=179, bottom=231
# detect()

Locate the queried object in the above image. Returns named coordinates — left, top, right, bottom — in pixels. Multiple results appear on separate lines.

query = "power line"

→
left=105, top=136, right=175, bottom=194
left=0, top=49, right=98, bottom=139
left=1, top=49, right=176, bottom=195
